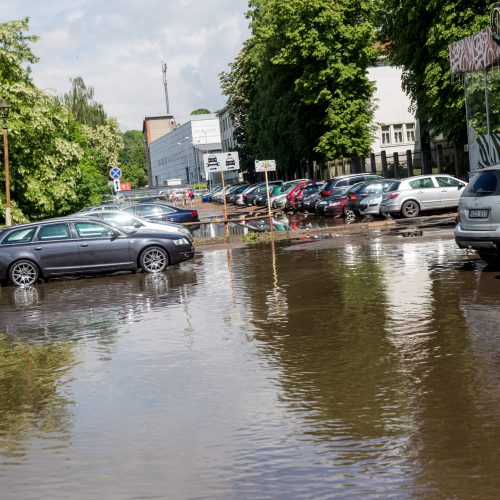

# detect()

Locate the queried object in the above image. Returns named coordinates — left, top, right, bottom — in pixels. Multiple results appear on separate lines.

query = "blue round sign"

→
left=109, top=167, right=122, bottom=179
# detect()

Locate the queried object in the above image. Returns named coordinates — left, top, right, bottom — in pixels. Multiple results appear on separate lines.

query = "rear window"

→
left=2, top=227, right=36, bottom=244
left=385, top=181, right=401, bottom=192
left=461, top=170, right=500, bottom=197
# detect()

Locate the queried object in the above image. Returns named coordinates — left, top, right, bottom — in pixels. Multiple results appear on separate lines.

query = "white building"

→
left=369, top=60, right=418, bottom=158
left=217, top=106, right=236, bottom=152
left=148, top=114, right=222, bottom=188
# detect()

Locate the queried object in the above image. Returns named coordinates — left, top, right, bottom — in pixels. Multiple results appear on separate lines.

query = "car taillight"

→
left=349, top=193, right=357, bottom=201
left=191, top=210, right=198, bottom=218
left=321, top=190, right=331, bottom=197
left=389, top=192, right=400, bottom=199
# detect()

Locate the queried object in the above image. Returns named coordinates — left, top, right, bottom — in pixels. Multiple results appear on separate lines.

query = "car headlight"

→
left=173, top=237, right=191, bottom=246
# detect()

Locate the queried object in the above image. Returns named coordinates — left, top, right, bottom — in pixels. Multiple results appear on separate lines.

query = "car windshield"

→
left=98, top=219, right=135, bottom=234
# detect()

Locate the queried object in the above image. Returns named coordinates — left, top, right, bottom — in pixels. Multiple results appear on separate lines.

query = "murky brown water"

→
left=1, top=230, right=499, bottom=499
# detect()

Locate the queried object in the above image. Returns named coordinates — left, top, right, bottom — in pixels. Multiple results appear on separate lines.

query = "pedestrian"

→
left=188, top=188, right=195, bottom=207
left=182, top=190, right=187, bottom=208
left=170, top=191, right=177, bottom=206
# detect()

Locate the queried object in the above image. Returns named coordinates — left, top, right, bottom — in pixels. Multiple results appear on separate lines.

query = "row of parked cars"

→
left=0, top=201, right=200, bottom=287
left=204, top=173, right=467, bottom=220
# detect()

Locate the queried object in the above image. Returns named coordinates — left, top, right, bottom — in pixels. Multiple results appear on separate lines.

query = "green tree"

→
left=376, top=1, right=488, bottom=173
left=118, top=130, right=148, bottom=187
left=62, top=76, right=107, bottom=127
left=221, top=0, right=378, bottom=176
left=190, top=108, right=211, bottom=115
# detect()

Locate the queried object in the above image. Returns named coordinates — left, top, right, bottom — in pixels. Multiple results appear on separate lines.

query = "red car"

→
left=286, top=180, right=323, bottom=210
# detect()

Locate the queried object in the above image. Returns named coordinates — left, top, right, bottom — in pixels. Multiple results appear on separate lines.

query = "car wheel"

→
left=477, top=250, right=500, bottom=266
left=401, top=200, right=420, bottom=218
left=344, top=208, right=356, bottom=219
left=9, top=260, right=39, bottom=287
left=140, top=246, right=169, bottom=273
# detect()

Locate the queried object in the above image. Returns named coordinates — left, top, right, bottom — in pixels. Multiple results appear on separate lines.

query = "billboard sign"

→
left=255, top=160, right=277, bottom=172
left=203, top=152, right=240, bottom=173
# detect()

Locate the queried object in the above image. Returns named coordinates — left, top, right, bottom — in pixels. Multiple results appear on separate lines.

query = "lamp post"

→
left=0, top=96, right=11, bottom=226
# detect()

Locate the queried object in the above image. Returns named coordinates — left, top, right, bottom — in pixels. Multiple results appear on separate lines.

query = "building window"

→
left=406, top=123, right=415, bottom=142
left=381, top=125, right=390, bottom=144
left=393, top=124, right=403, bottom=143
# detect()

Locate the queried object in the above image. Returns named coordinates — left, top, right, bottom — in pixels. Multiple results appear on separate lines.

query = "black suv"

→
left=320, top=174, right=383, bottom=198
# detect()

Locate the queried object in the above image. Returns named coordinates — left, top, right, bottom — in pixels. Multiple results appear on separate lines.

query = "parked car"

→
left=358, top=192, right=387, bottom=217
left=202, top=185, right=222, bottom=202
left=246, top=181, right=283, bottom=206
left=455, top=166, right=500, bottom=264
left=343, top=180, right=395, bottom=217
left=320, top=174, right=383, bottom=198
left=121, top=203, right=199, bottom=227
left=0, top=218, right=195, bottom=287
left=271, top=180, right=308, bottom=209
left=380, top=174, right=467, bottom=218
left=296, top=182, right=324, bottom=211
left=73, top=210, right=191, bottom=236
left=226, top=184, right=250, bottom=204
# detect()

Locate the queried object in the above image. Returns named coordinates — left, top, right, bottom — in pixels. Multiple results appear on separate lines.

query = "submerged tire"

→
left=9, top=260, right=39, bottom=287
left=401, top=200, right=420, bottom=218
left=477, top=250, right=500, bottom=266
left=140, top=246, right=169, bottom=273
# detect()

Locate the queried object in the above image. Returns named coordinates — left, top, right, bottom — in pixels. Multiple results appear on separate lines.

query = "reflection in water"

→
left=2, top=237, right=500, bottom=497
left=0, top=334, right=75, bottom=464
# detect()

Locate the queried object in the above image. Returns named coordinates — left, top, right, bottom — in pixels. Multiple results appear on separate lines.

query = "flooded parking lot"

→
left=1, top=229, right=500, bottom=498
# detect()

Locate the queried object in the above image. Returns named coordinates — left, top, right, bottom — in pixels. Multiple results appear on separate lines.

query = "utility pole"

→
left=162, top=62, right=171, bottom=115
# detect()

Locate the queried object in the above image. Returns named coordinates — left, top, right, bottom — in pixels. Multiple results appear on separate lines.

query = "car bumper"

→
left=380, top=201, right=401, bottom=213
left=454, top=225, right=500, bottom=250
left=325, top=204, right=345, bottom=217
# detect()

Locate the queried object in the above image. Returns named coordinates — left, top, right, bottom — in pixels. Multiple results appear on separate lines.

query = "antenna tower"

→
left=162, top=62, right=171, bottom=115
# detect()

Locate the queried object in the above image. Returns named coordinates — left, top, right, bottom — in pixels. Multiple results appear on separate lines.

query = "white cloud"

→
left=1, top=0, right=250, bottom=130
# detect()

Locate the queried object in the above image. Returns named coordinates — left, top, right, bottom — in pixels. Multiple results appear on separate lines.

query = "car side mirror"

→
left=110, top=230, right=121, bottom=240
left=458, top=184, right=464, bottom=190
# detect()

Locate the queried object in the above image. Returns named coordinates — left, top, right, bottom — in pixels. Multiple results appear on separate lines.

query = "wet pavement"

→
left=1, top=227, right=500, bottom=498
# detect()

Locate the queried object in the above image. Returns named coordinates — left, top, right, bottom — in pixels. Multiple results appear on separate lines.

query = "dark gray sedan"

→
left=0, top=217, right=195, bottom=286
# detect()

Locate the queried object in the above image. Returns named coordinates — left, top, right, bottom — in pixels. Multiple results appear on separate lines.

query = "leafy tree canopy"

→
left=190, top=108, right=211, bottom=115
left=221, top=0, right=378, bottom=175
left=376, top=1, right=489, bottom=146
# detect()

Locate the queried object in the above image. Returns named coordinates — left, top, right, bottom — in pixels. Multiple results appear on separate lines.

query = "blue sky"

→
left=1, top=0, right=250, bottom=130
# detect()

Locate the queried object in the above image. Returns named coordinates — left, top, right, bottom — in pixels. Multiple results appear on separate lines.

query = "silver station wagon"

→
left=0, top=217, right=194, bottom=287
left=455, top=166, right=500, bottom=264
left=379, top=174, right=467, bottom=218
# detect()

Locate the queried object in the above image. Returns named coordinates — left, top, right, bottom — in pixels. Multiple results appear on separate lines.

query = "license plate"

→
left=469, top=209, right=489, bottom=218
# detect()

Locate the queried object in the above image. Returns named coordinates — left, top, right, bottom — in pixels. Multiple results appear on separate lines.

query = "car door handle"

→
left=440, top=189, right=447, bottom=192
left=80, top=243, right=89, bottom=247
left=34, top=246, right=43, bottom=251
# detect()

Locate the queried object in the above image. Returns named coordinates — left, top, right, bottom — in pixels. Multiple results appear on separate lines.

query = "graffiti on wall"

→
left=449, top=27, right=500, bottom=74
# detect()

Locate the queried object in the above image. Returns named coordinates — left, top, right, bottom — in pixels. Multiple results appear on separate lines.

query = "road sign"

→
left=109, top=166, right=122, bottom=179
left=203, top=152, right=240, bottom=173
left=113, top=179, right=121, bottom=191
left=255, top=160, right=276, bottom=172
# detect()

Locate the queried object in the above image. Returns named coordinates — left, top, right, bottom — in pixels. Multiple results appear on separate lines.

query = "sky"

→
left=1, top=0, right=250, bottom=130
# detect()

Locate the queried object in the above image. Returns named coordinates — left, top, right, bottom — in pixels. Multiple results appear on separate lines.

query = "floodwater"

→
left=1, top=230, right=500, bottom=499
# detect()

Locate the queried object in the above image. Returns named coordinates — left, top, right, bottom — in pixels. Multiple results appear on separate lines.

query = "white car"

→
left=455, top=166, right=500, bottom=264
left=74, top=210, right=192, bottom=236
left=379, top=174, right=467, bottom=218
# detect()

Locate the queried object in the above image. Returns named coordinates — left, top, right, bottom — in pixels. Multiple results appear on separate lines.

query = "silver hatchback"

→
left=380, top=174, right=467, bottom=218
left=455, top=166, right=500, bottom=264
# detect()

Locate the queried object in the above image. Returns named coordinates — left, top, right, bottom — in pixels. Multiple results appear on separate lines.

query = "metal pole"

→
left=2, top=127, right=11, bottom=226
left=265, top=170, right=273, bottom=232
left=221, top=171, right=228, bottom=236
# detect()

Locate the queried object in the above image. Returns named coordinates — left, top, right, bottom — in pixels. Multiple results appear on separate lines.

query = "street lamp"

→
left=0, top=96, right=12, bottom=227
